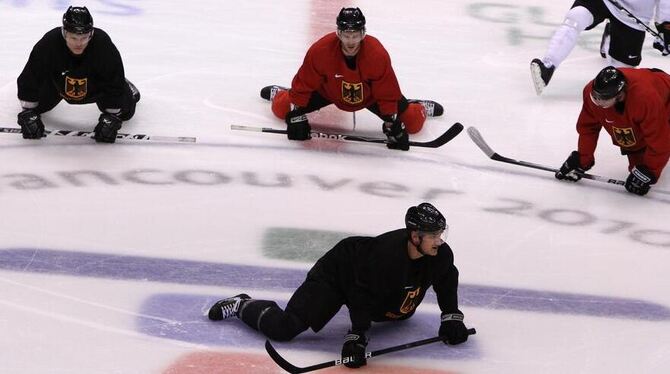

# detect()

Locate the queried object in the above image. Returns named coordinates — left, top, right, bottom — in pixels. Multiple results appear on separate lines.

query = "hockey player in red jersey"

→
left=260, top=8, right=444, bottom=151
left=207, top=203, right=472, bottom=369
left=16, top=6, right=140, bottom=143
left=556, top=66, right=670, bottom=195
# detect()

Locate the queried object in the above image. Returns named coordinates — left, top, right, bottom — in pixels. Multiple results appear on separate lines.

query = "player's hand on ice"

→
left=653, top=22, right=670, bottom=56
left=625, top=165, right=655, bottom=196
left=382, top=116, right=409, bottom=151
left=341, top=330, right=368, bottom=368
left=17, top=109, right=45, bottom=139
left=94, top=113, right=122, bottom=143
left=285, top=106, right=311, bottom=140
left=555, top=151, right=587, bottom=182
left=439, top=312, right=469, bottom=345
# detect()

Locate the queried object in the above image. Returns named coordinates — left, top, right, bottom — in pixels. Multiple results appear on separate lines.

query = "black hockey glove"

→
left=439, top=312, right=469, bottom=345
left=17, top=109, right=45, bottom=139
left=653, top=22, right=670, bottom=56
left=625, top=165, right=656, bottom=196
left=341, top=330, right=368, bottom=368
left=285, top=106, right=311, bottom=140
left=94, top=113, right=122, bottom=143
left=382, top=116, right=409, bottom=151
left=555, top=151, right=589, bottom=182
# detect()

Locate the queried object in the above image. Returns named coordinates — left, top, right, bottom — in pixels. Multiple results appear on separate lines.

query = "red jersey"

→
left=289, top=32, right=402, bottom=116
left=576, top=68, right=670, bottom=179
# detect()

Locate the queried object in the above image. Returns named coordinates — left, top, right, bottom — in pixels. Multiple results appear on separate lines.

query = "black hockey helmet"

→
left=63, top=6, right=93, bottom=34
left=591, top=66, right=626, bottom=101
left=337, top=7, right=366, bottom=32
left=405, top=203, right=447, bottom=233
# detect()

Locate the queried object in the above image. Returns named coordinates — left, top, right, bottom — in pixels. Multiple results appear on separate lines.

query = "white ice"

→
left=1, top=1, right=670, bottom=373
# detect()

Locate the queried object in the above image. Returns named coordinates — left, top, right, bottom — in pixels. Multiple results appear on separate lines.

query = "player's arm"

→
left=433, top=245, right=469, bottom=345
left=16, top=40, right=49, bottom=139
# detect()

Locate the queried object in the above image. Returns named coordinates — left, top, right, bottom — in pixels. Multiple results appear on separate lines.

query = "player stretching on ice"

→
left=16, top=6, right=140, bottom=143
left=259, top=7, right=444, bottom=151
left=208, top=203, right=472, bottom=369
left=555, top=66, right=670, bottom=195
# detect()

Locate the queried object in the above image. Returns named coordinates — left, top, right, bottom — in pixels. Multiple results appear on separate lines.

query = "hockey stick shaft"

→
left=468, top=127, right=670, bottom=195
left=0, top=127, right=196, bottom=143
left=606, top=0, right=663, bottom=39
left=467, top=127, right=627, bottom=185
left=265, top=328, right=476, bottom=374
left=231, top=122, right=463, bottom=148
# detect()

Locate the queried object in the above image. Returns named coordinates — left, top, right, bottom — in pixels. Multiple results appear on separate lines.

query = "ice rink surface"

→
left=1, top=1, right=670, bottom=373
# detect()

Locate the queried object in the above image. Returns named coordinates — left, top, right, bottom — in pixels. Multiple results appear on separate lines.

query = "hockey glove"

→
left=94, top=113, right=122, bottom=143
left=341, top=330, right=368, bottom=368
left=439, top=313, right=469, bottom=345
left=285, top=106, right=311, bottom=141
left=625, top=165, right=656, bottom=196
left=17, top=109, right=45, bottom=139
left=555, top=151, right=589, bottom=182
left=653, top=22, right=670, bottom=56
left=382, top=116, right=409, bottom=151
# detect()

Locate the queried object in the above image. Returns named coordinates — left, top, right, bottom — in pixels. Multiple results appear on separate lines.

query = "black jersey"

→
left=307, top=228, right=460, bottom=332
left=17, top=27, right=127, bottom=110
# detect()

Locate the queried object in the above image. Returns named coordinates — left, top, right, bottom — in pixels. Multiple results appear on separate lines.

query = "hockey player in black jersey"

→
left=16, top=6, right=140, bottom=143
left=208, top=203, right=472, bottom=369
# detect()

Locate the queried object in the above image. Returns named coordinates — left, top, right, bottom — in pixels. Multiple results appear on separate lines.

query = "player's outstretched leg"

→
left=260, top=85, right=288, bottom=101
left=530, top=58, right=555, bottom=95
left=208, top=293, right=250, bottom=321
left=407, top=99, right=444, bottom=117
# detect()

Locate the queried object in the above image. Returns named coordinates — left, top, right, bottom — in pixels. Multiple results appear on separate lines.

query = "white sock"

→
left=543, top=6, right=594, bottom=68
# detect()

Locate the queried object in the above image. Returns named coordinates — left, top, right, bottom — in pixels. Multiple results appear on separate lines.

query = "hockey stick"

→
left=0, top=127, right=196, bottom=143
left=265, top=328, right=476, bottom=374
left=606, top=0, right=663, bottom=40
left=230, top=122, right=464, bottom=148
left=467, top=127, right=627, bottom=185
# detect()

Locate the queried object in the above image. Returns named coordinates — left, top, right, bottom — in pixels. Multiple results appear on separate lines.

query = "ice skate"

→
left=207, top=293, right=250, bottom=321
left=408, top=99, right=444, bottom=117
left=260, top=85, right=288, bottom=101
left=530, top=58, right=555, bottom=96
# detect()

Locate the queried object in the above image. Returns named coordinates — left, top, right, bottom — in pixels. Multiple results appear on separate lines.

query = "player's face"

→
left=417, top=230, right=445, bottom=256
left=63, top=30, right=93, bottom=55
left=337, top=30, right=364, bottom=56
left=590, top=91, right=622, bottom=109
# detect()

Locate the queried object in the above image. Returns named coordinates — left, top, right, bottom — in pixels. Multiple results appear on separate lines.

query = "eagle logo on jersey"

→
left=341, top=81, right=363, bottom=105
left=612, top=127, right=636, bottom=147
left=64, top=76, right=88, bottom=100
left=399, top=287, right=421, bottom=314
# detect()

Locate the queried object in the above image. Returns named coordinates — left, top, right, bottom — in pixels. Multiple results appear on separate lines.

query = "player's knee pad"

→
left=259, top=309, right=308, bottom=342
left=271, top=90, right=291, bottom=119
left=399, top=103, right=426, bottom=134
left=564, top=6, right=594, bottom=31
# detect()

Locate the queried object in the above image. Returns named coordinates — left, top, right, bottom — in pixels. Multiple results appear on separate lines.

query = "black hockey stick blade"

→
left=0, top=127, right=196, bottom=143
left=265, top=328, right=476, bottom=374
left=466, top=126, right=636, bottom=186
left=231, top=122, right=463, bottom=148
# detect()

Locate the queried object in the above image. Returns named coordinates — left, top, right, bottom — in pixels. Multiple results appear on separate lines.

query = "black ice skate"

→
left=207, top=293, right=250, bottom=321
left=408, top=99, right=444, bottom=117
left=260, top=85, right=288, bottom=101
left=530, top=58, right=555, bottom=96
left=600, top=22, right=610, bottom=58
